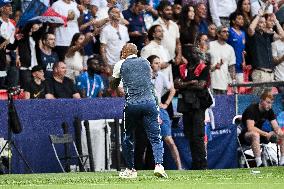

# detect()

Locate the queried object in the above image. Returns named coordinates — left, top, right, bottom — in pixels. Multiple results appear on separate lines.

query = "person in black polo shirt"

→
left=241, top=90, right=284, bottom=167
left=247, top=8, right=284, bottom=94
left=45, top=61, right=80, bottom=99
left=24, top=65, right=46, bottom=99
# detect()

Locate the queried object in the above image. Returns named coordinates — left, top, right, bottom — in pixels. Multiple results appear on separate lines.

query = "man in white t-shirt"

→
left=152, top=1, right=182, bottom=66
left=272, top=27, right=284, bottom=92
left=141, top=24, right=172, bottom=84
left=100, top=7, right=129, bottom=68
left=209, top=26, right=236, bottom=95
left=52, top=0, right=80, bottom=61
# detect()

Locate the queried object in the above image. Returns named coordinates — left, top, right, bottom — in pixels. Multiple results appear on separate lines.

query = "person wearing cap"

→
left=24, top=65, right=46, bottom=99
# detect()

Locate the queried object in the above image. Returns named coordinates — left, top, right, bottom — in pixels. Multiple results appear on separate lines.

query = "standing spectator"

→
left=122, top=0, right=147, bottom=51
left=207, top=23, right=217, bottom=41
left=227, top=12, right=246, bottom=84
left=76, top=55, right=104, bottom=98
left=153, top=0, right=182, bottom=66
left=272, top=23, right=284, bottom=93
left=193, top=2, right=208, bottom=34
left=100, top=7, right=129, bottom=69
left=24, top=65, right=46, bottom=99
left=0, top=1, right=17, bottom=89
left=65, top=32, right=93, bottom=82
left=78, top=0, right=109, bottom=61
left=208, top=0, right=237, bottom=27
left=247, top=10, right=284, bottom=94
left=38, top=32, right=59, bottom=79
left=111, top=43, right=167, bottom=179
left=17, top=23, right=44, bottom=89
left=52, top=0, right=80, bottom=61
left=236, top=0, right=253, bottom=30
left=251, top=0, right=273, bottom=17
left=45, top=61, right=80, bottom=99
left=179, top=4, right=196, bottom=63
left=141, top=25, right=172, bottom=83
left=209, top=26, right=236, bottom=95
left=174, top=33, right=212, bottom=170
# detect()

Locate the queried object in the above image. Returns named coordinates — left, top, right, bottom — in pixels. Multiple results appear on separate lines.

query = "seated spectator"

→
left=76, top=55, right=104, bottom=98
left=45, top=61, right=80, bottom=99
left=24, top=65, right=46, bottom=99
left=240, top=90, right=284, bottom=167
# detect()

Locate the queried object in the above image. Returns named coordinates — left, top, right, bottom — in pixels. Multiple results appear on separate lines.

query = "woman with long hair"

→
left=236, top=0, right=252, bottom=31
left=65, top=32, right=92, bottom=82
left=178, top=4, right=197, bottom=63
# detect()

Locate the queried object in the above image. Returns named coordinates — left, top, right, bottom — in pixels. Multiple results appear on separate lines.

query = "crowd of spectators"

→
left=0, top=0, right=284, bottom=100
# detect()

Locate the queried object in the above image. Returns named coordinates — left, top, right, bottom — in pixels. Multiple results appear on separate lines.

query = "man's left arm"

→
left=228, top=48, right=236, bottom=81
left=270, top=119, right=284, bottom=136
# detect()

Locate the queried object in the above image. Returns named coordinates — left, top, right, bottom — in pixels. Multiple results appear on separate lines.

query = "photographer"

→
left=240, top=90, right=284, bottom=167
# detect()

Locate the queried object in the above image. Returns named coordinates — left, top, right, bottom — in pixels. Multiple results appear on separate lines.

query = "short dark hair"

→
left=229, top=11, right=243, bottom=27
left=147, top=25, right=161, bottom=41
left=52, top=61, right=65, bottom=70
left=87, top=55, right=103, bottom=66
left=147, top=55, right=159, bottom=64
left=157, top=0, right=172, bottom=13
left=133, top=0, right=147, bottom=5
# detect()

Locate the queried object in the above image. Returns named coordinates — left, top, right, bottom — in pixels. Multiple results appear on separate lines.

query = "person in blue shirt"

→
left=122, top=0, right=148, bottom=51
left=76, top=55, right=104, bottom=98
left=227, top=11, right=246, bottom=83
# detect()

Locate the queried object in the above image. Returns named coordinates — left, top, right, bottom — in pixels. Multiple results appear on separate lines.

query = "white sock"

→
left=280, top=156, right=284, bottom=165
left=255, top=157, right=262, bottom=167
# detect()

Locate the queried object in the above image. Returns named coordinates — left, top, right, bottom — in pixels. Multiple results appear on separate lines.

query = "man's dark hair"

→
left=87, top=55, right=103, bottom=66
left=147, top=25, right=161, bottom=41
left=147, top=55, right=159, bottom=65
left=132, top=0, right=147, bottom=5
left=229, top=11, right=243, bottom=27
left=157, top=0, right=171, bottom=13
left=52, top=61, right=65, bottom=70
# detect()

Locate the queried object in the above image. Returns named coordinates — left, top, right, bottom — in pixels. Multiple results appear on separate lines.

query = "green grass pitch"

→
left=0, top=167, right=283, bottom=189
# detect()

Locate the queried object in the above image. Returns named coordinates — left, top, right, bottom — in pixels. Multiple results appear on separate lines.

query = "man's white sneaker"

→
left=119, top=168, right=137, bottom=179
left=154, top=164, right=168, bottom=178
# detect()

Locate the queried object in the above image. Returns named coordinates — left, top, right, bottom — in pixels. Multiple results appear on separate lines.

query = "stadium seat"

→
left=233, top=115, right=278, bottom=168
left=49, top=134, right=89, bottom=172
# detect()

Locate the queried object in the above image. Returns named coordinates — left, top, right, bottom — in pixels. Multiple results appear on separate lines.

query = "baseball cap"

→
left=0, top=0, right=12, bottom=8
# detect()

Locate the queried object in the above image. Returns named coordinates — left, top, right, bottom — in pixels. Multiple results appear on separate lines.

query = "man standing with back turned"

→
left=111, top=43, right=167, bottom=179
